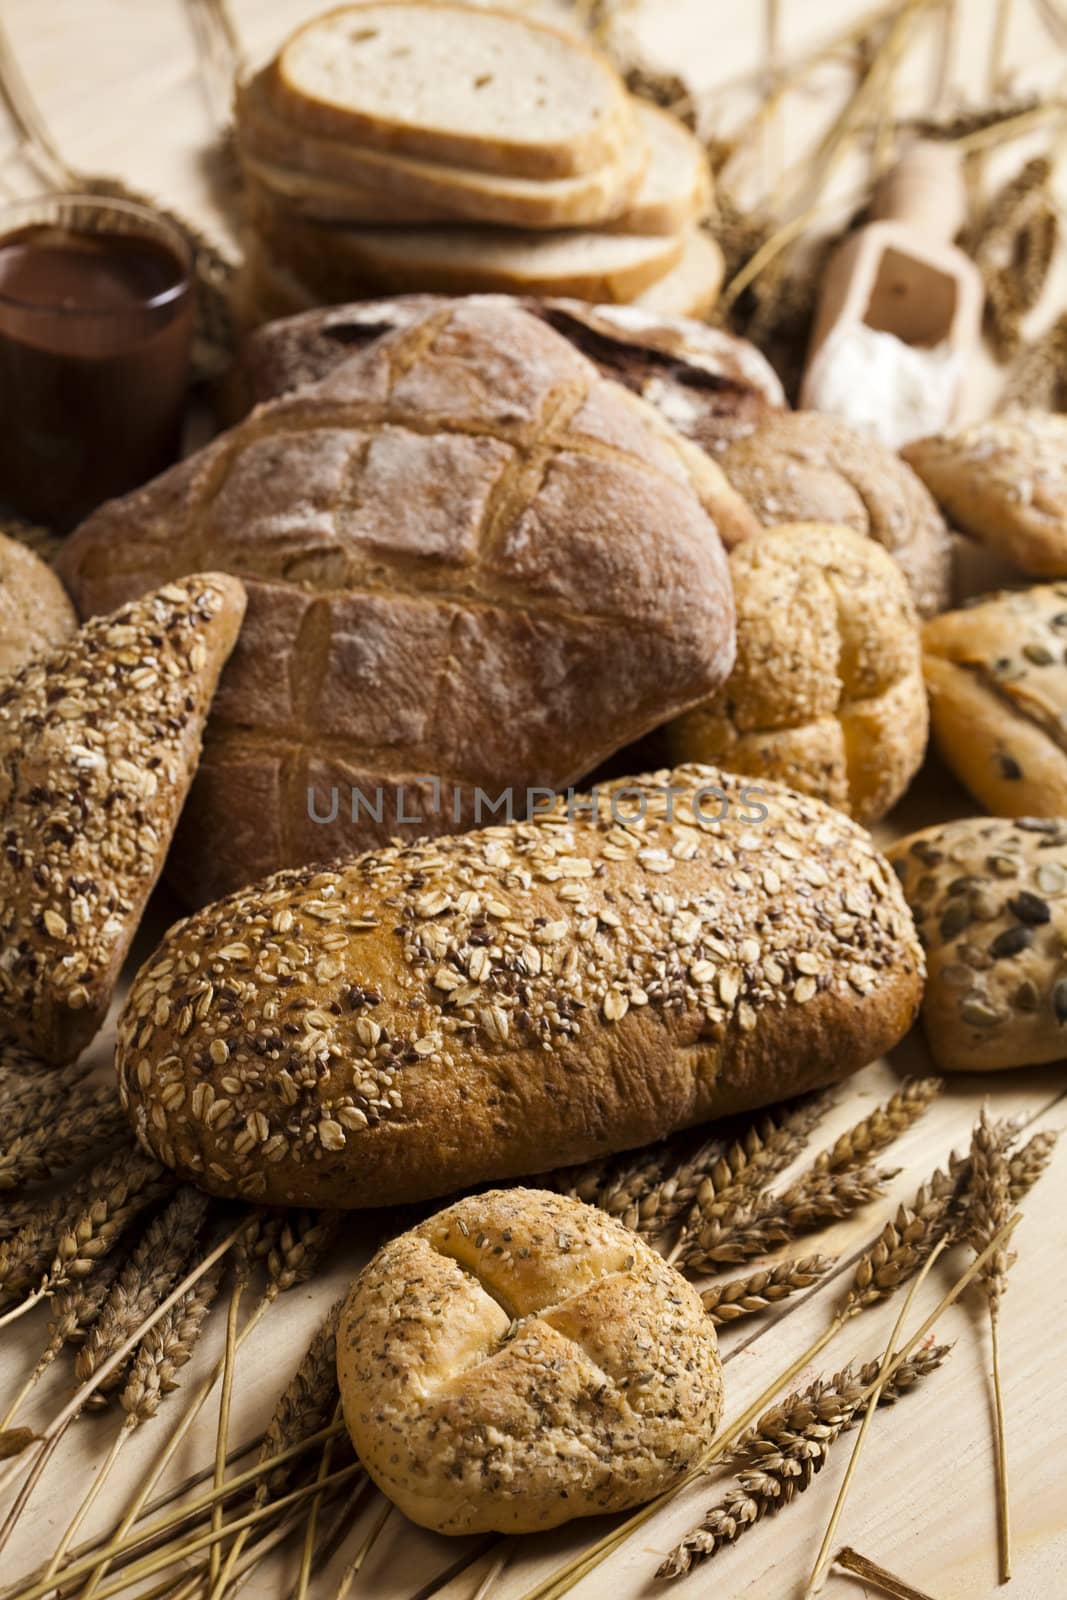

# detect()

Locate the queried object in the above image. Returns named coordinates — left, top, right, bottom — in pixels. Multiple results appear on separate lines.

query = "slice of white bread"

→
left=633, top=230, right=725, bottom=318
left=249, top=196, right=686, bottom=302
left=237, top=70, right=648, bottom=230
left=608, top=105, right=713, bottom=236
left=271, top=2, right=635, bottom=178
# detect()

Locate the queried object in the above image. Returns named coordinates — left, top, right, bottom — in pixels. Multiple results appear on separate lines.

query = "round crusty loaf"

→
left=225, top=293, right=783, bottom=461
left=0, top=532, right=77, bottom=679
left=115, top=765, right=924, bottom=1207
left=667, top=524, right=928, bottom=825
left=59, top=299, right=744, bottom=906
left=714, top=410, right=953, bottom=617
left=903, top=412, right=1067, bottom=578
left=337, top=1187, right=722, bottom=1534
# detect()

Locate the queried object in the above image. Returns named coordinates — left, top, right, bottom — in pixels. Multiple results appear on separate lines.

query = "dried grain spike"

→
left=0, top=1084, right=126, bottom=1189
left=843, top=1160, right=962, bottom=1316
left=813, top=1078, right=941, bottom=1175
left=120, top=1254, right=226, bottom=1425
left=1006, top=1127, right=1059, bottom=1206
left=681, top=1166, right=887, bottom=1271
left=255, top=1297, right=345, bottom=1505
left=658, top=1346, right=950, bottom=1578
left=964, top=1110, right=1015, bottom=1303
left=47, top=1146, right=174, bottom=1295
left=74, top=1187, right=209, bottom=1394
left=700, top=1254, right=836, bottom=1324
left=263, top=1210, right=341, bottom=1302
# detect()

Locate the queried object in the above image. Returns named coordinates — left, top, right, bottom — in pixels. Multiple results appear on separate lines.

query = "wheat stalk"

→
left=668, top=1094, right=834, bottom=1263
left=658, top=1345, right=950, bottom=1577
left=74, top=1188, right=211, bottom=1397
left=700, top=1254, right=837, bottom=1324
left=813, top=1078, right=941, bottom=1174
left=0, top=1083, right=126, bottom=1189
left=40, top=1249, right=226, bottom=1586
left=963, top=1108, right=1015, bottom=1584
left=1007, top=1127, right=1059, bottom=1204
left=833, top=1546, right=941, bottom=1600
left=679, top=1166, right=889, bottom=1271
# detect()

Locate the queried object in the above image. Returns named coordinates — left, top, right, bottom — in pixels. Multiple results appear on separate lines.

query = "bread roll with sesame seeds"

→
left=336, top=1187, right=723, bottom=1534
left=116, top=764, right=923, bottom=1207
left=0, top=575, right=246, bottom=1064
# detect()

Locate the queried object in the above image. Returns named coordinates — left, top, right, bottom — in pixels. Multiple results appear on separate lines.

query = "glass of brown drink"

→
left=0, top=193, right=194, bottom=530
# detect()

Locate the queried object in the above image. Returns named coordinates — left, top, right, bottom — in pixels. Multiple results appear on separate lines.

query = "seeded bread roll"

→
left=903, top=413, right=1067, bottom=577
left=889, top=817, right=1067, bottom=1071
left=116, top=765, right=923, bottom=1207
left=715, top=411, right=953, bottom=617
left=922, top=584, right=1067, bottom=817
left=667, top=524, right=928, bottom=825
left=0, top=576, right=246, bottom=1064
left=0, top=532, right=77, bottom=679
left=337, top=1187, right=722, bottom=1534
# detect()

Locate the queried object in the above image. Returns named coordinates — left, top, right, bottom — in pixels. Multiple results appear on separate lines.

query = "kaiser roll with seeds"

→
left=0, top=531, right=77, bottom=679
left=923, top=583, right=1067, bottom=817
left=903, top=412, right=1067, bottom=577
left=0, top=575, right=246, bottom=1064
left=59, top=299, right=743, bottom=906
left=337, top=1187, right=723, bottom=1534
left=890, top=816, right=1067, bottom=1071
left=714, top=410, right=953, bottom=617
left=116, top=765, right=924, bottom=1207
left=665, top=524, right=928, bottom=825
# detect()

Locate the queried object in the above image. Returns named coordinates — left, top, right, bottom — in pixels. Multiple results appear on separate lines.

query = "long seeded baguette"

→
left=117, top=766, right=923, bottom=1207
left=270, top=2, right=636, bottom=178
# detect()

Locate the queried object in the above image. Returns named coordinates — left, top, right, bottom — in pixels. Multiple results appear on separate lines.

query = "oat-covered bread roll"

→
left=666, top=524, right=927, bottom=825
left=116, top=765, right=923, bottom=1207
left=890, top=816, right=1067, bottom=1070
left=0, top=576, right=246, bottom=1063
left=226, top=292, right=783, bottom=458
left=715, top=411, right=952, bottom=617
left=0, top=532, right=77, bottom=679
left=923, top=584, right=1067, bottom=817
left=337, top=1187, right=722, bottom=1534
left=59, top=300, right=742, bottom=906
left=904, top=413, right=1067, bottom=577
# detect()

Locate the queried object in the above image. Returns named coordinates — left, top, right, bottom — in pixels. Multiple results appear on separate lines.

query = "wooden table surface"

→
left=2, top=4, right=1066, bottom=1599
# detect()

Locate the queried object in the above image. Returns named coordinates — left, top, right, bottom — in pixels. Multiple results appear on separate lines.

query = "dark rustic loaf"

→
left=116, top=765, right=924, bottom=1207
left=57, top=300, right=744, bottom=906
left=224, top=292, right=785, bottom=452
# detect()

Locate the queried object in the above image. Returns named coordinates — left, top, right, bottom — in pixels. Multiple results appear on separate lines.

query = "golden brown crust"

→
left=903, top=413, right=1067, bottom=577
left=58, top=301, right=738, bottom=906
left=337, top=1187, right=722, bottom=1534
left=0, top=533, right=77, bottom=679
left=922, top=583, right=1067, bottom=817
left=666, top=524, right=928, bottom=825
left=116, top=765, right=924, bottom=1207
left=714, top=411, right=953, bottom=617
left=889, top=816, right=1067, bottom=1071
left=0, top=575, right=246, bottom=1064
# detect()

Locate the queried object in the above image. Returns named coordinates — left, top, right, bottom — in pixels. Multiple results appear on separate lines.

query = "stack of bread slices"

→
left=235, top=1, right=721, bottom=321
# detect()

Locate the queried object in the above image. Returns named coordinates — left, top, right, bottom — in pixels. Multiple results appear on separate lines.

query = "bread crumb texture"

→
left=337, top=1187, right=723, bottom=1534
left=116, top=764, right=923, bottom=1206
left=0, top=575, right=246, bottom=1062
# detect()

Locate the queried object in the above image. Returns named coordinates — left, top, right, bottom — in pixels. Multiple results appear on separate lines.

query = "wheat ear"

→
left=1007, top=1126, right=1059, bottom=1204
left=679, top=1165, right=889, bottom=1271
left=0, top=1254, right=125, bottom=1431
left=700, top=1254, right=837, bottom=1324
left=511, top=1203, right=1020, bottom=1600
left=0, top=1081, right=126, bottom=1188
left=658, top=1343, right=950, bottom=1576
left=813, top=1078, right=942, bottom=1174
left=964, top=1108, right=1015, bottom=1584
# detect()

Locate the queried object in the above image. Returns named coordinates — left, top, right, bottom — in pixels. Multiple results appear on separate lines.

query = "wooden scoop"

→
left=801, top=141, right=983, bottom=414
